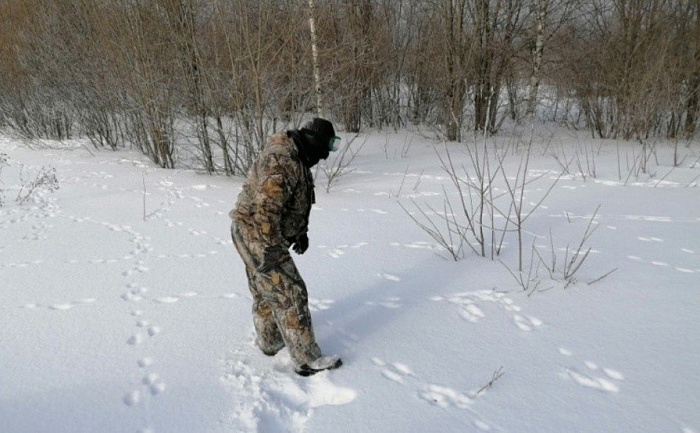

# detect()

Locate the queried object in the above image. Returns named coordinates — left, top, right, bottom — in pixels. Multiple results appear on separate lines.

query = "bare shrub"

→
left=317, top=134, right=366, bottom=193
left=404, top=126, right=566, bottom=266
left=16, top=165, right=59, bottom=204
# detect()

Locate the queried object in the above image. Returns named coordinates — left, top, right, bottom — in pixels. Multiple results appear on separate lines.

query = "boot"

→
left=295, top=355, right=342, bottom=377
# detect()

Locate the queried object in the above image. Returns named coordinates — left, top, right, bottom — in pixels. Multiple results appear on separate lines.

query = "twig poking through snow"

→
left=475, top=367, right=505, bottom=396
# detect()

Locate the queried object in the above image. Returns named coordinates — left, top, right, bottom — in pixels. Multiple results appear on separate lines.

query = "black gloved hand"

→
left=291, top=233, right=309, bottom=255
left=257, top=245, right=290, bottom=274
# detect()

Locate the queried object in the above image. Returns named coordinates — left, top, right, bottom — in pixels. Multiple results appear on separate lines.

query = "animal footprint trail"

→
left=123, top=316, right=168, bottom=407
left=626, top=253, right=697, bottom=274
left=116, top=227, right=168, bottom=416
left=321, top=241, right=370, bottom=259
left=372, top=357, right=494, bottom=431
left=431, top=290, right=543, bottom=332
left=366, top=297, right=402, bottom=309
left=20, top=298, right=98, bottom=311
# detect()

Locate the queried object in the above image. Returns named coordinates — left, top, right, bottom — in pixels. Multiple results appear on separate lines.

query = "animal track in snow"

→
left=558, top=348, right=624, bottom=393
left=564, top=369, right=620, bottom=393
left=371, top=358, right=414, bottom=384
left=123, top=390, right=140, bottom=407
left=378, top=272, right=401, bottom=282
left=123, top=373, right=167, bottom=407
left=21, top=298, right=97, bottom=311
left=638, top=236, right=664, bottom=242
left=431, top=290, right=543, bottom=332
left=143, top=373, right=167, bottom=395
left=354, top=208, right=388, bottom=215
left=320, top=242, right=369, bottom=259
left=309, top=298, right=334, bottom=312
left=154, top=296, right=180, bottom=304
left=138, top=357, right=154, bottom=368
left=420, top=384, right=473, bottom=410
left=390, top=241, right=437, bottom=251
left=372, top=357, right=492, bottom=430
left=127, top=334, right=144, bottom=346
left=366, top=297, right=402, bottom=309
left=626, top=254, right=696, bottom=273
left=625, top=214, right=675, bottom=222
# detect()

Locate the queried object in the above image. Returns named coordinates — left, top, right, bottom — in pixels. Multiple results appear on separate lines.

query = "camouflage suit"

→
left=230, top=132, right=322, bottom=367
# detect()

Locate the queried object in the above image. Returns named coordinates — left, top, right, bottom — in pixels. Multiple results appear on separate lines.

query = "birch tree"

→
left=308, top=0, right=324, bottom=117
left=525, top=0, right=549, bottom=119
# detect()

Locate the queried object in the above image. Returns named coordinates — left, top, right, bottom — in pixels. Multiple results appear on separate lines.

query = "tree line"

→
left=0, top=0, right=697, bottom=173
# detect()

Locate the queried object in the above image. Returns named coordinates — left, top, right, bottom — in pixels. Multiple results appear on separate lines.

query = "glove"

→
left=257, top=245, right=290, bottom=274
left=291, top=233, right=309, bottom=255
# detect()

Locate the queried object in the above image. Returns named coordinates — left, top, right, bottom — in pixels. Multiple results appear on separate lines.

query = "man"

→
left=230, top=118, right=342, bottom=376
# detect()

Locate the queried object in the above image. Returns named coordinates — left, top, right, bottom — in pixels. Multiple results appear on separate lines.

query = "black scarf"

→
left=287, top=129, right=327, bottom=168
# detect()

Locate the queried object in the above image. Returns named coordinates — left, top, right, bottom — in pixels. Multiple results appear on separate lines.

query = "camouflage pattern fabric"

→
left=230, top=133, right=322, bottom=367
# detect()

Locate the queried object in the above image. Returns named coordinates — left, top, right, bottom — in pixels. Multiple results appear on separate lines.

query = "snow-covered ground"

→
left=1, top=129, right=698, bottom=433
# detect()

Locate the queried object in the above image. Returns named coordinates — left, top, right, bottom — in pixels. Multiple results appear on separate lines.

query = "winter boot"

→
left=295, top=355, right=342, bottom=377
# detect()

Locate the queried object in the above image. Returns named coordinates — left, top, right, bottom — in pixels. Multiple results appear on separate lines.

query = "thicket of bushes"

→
left=0, top=0, right=697, bottom=173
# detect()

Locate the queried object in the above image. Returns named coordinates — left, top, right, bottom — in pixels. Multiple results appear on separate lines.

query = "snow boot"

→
left=295, top=355, right=342, bottom=377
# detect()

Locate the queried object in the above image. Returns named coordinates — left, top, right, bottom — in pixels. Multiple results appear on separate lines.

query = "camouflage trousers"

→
left=231, top=223, right=322, bottom=367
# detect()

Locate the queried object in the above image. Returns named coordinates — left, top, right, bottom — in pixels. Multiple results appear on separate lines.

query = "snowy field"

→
left=1, top=128, right=699, bottom=433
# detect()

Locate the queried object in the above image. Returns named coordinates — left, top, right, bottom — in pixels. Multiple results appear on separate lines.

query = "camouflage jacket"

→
left=231, top=132, right=315, bottom=248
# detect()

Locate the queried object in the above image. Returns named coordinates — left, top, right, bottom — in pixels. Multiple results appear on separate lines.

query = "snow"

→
left=1, top=129, right=699, bottom=433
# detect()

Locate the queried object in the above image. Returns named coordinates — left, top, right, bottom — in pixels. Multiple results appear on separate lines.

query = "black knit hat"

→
left=302, top=118, right=337, bottom=151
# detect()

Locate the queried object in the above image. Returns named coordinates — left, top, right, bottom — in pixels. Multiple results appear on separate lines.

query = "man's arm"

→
left=252, top=153, right=295, bottom=271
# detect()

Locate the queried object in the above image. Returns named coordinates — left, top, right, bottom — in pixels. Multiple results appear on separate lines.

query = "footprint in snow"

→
left=626, top=255, right=695, bottom=273
left=390, top=241, right=436, bottom=251
left=512, top=314, right=543, bottom=332
left=21, top=298, right=97, bottom=311
left=419, top=383, right=472, bottom=410
left=138, top=357, right=154, bottom=368
left=123, top=390, right=140, bottom=407
left=123, top=374, right=167, bottom=408
left=309, top=298, right=334, bottom=312
left=328, top=249, right=344, bottom=259
left=127, top=334, right=144, bottom=346
left=222, top=357, right=355, bottom=433
left=638, top=236, right=664, bottom=242
left=366, top=297, right=402, bottom=309
left=142, top=373, right=167, bottom=395
left=372, top=357, right=492, bottom=431
left=378, top=272, right=401, bottom=282
left=323, top=242, right=369, bottom=259
left=558, top=348, right=624, bottom=393
left=432, top=291, right=542, bottom=332
left=371, top=358, right=414, bottom=384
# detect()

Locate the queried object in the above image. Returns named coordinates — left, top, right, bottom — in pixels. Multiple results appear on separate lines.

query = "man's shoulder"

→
left=258, top=132, right=300, bottom=172
left=266, top=132, right=294, bottom=152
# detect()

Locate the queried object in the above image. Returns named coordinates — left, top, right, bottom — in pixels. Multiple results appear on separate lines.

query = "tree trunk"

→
left=526, top=0, right=548, bottom=119
left=685, top=0, right=700, bottom=138
left=308, top=0, right=324, bottom=118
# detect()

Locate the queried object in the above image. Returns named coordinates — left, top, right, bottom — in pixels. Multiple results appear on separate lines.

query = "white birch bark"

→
left=526, top=0, right=548, bottom=119
left=308, top=0, right=324, bottom=117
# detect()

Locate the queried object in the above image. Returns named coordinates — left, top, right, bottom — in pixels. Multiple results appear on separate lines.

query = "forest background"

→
left=0, top=0, right=698, bottom=173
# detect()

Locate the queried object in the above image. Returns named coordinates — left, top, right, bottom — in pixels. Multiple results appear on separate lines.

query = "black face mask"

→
left=287, top=129, right=330, bottom=168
